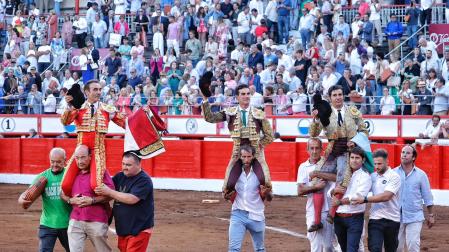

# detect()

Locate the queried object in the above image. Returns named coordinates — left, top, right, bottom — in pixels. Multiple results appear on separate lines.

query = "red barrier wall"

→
left=0, top=139, right=448, bottom=189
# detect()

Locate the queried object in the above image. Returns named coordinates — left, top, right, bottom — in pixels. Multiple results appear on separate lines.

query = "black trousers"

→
left=420, top=8, right=432, bottom=26
left=76, top=32, right=87, bottom=48
left=368, top=218, right=400, bottom=252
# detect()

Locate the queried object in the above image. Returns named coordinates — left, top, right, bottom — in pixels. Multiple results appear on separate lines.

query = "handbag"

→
left=380, top=68, right=393, bottom=83
left=387, top=75, right=401, bottom=87
left=404, top=14, right=410, bottom=23
left=109, top=33, right=122, bottom=47
left=349, top=90, right=364, bottom=103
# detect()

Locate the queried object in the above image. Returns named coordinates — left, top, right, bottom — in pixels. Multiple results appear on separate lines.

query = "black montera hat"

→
left=67, top=84, right=86, bottom=109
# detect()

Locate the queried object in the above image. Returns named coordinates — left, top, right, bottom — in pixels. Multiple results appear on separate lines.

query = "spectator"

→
left=399, top=80, right=415, bottom=115
left=37, top=39, right=51, bottom=74
left=92, top=14, right=107, bottom=49
left=61, top=14, right=74, bottom=48
left=321, top=65, right=338, bottom=97
left=42, top=89, right=57, bottom=114
left=333, top=15, right=350, bottom=41
left=277, top=0, right=291, bottom=44
left=237, top=6, right=251, bottom=45
left=419, top=114, right=442, bottom=139
left=73, top=15, right=88, bottom=48
left=360, top=14, right=373, bottom=45
left=51, top=32, right=65, bottom=71
left=432, top=78, right=449, bottom=115
left=167, top=16, right=182, bottom=57
left=421, top=51, right=440, bottom=77
left=185, top=31, right=202, bottom=67
left=415, top=81, right=433, bottom=115
left=134, top=8, right=150, bottom=47
left=299, top=9, right=314, bottom=49
left=439, top=120, right=449, bottom=138
left=385, top=14, right=403, bottom=62
left=114, top=15, right=130, bottom=37
left=27, top=128, right=40, bottom=138
left=406, top=2, right=420, bottom=49
left=248, top=44, right=264, bottom=69
left=287, top=85, right=308, bottom=114
left=128, top=49, right=145, bottom=78
left=48, top=11, right=58, bottom=41
left=26, top=84, right=42, bottom=114
left=420, top=0, right=434, bottom=26
left=7, top=85, right=27, bottom=114
left=380, top=87, right=396, bottom=115
left=104, top=48, right=122, bottom=85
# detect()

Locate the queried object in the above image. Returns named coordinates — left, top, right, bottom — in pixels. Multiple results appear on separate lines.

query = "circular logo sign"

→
left=1, top=118, right=16, bottom=132
left=71, top=55, right=80, bottom=67
left=297, top=118, right=311, bottom=135
left=186, top=118, right=198, bottom=134
left=363, top=119, right=375, bottom=136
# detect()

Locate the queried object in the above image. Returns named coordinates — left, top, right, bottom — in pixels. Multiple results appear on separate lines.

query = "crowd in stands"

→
left=0, top=0, right=449, bottom=116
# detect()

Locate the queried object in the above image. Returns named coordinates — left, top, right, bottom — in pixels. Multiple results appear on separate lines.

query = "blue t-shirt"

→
left=112, top=170, right=154, bottom=236
left=105, top=57, right=122, bottom=77
left=277, top=0, right=292, bottom=16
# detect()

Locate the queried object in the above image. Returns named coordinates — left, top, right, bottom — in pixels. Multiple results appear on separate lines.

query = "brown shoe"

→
left=307, top=223, right=323, bottom=232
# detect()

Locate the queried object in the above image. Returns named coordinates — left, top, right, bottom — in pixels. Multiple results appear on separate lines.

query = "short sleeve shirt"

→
left=369, top=168, right=401, bottom=222
left=112, top=171, right=154, bottom=236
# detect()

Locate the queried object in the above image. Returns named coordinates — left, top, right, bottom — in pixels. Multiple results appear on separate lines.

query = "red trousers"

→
left=118, top=231, right=151, bottom=252
left=61, top=132, right=106, bottom=195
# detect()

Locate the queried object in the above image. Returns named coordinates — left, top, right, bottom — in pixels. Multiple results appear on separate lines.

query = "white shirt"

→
left=260, top=68, right=276, bottom=88
left=370, top=168, right=401, bottom=222
left=264, top=0, right=278, bottom=22
left=73, top=18, right=88, bottom=34
left=380, top=96, right=396, bottom=115
left=38, top=45, right=51, bottom=63
left=86, top=8, right=97, bottom=24
left=43, top=94, right=57, bottom=113
left=232, top=167, right=265, bottom=221
left=299, top=14, right=314, bottom=31
left=423, top=122, right=441, bottom=138
left=289, top=92, right=308, bottom=113
left=62, top=77, right=75, bottom=90
left=92, top=20, right=107, bottom=38
left=351, top=20, right=363, bottom=39
left=237, top=12, right=251, bottom=34
left=250, top=92, right=264, bottom=108
left=297, top=159, right=334, bottom=220
left=250, top=14, right=263, bottom=34
left=421, top=0, right=433, bottom=10
left=230, top=49, right=243, bottom=62
left=332, top=168, right=372, bottom=214
left=322, top=73, right=338, bottom=95
left=277, top=55, right=293, bottom=71
left=249, top=0, right=264, bottom=16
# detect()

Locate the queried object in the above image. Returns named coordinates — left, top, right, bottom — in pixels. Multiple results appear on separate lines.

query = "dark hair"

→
left=432, top=114, right=441, bottom=121
left=240, top=145, right=256, bottom=156
left=84, top=79, right=100, bottom=92
left=349, top=146, right=365, bottom=159
left=403, top=144, right=417, bottom=159
left=236, top=84, right=249, bottom=96
left=373, top=149, right=388, bottom=160
left=327, top=84, right=344, bottom=97
left=123, top=151, right=142, bottom=163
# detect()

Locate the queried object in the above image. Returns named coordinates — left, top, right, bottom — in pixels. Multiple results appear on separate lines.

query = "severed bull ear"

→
left=67, top=84, right=86, bottom=109
left=199, top=71, right=213, bottom=98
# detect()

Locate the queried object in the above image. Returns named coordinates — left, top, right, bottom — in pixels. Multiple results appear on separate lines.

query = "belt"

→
left=336, top=212, right=364, bottom=218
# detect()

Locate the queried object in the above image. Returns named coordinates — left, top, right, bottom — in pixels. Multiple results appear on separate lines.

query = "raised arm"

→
left=201, top=100, right=226, bottom=123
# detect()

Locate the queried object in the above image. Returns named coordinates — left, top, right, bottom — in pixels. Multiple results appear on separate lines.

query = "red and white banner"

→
left=69, top=48, right=110, bottom=71
left=429, top=24, right=449, bottom=54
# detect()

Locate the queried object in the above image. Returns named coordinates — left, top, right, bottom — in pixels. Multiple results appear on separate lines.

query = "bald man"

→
left=18, top=148, right=71, bottom=252
left=61, top=145, right=115, bottom=252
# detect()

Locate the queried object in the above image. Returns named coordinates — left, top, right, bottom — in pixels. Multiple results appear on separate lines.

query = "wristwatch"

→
left=363, top=196, right=368, bottom=203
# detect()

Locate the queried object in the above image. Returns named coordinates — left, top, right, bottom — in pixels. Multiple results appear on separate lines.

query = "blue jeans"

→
left=38, top=225, right=70, bottom=252
left=54, top=1, right=61, bottom=16
left=368, top=218, right=400, bottom=252
left=277, top=15, right=290, bottom=44
left=407, top=24, right=418, bottom=49
left=334, top=213, right=364, bottom=252
left=94, top=37, right=103, bottom=49
left=229, top=209, right=265, bottom=252
left=375, top=82, right=384, bottom=114
left=300, top=29, right=311, bottom=49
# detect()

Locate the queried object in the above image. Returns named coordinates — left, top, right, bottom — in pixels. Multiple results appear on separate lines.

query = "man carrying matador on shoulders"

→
left=200, top=74, right=274, bottom=201
left=307, top=85, right=373, bottom=232
left=60, top=79, right=167, bottom=196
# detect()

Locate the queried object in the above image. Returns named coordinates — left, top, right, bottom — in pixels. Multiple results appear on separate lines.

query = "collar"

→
left=238, top=106, right=250, bottom=113
left=376, top=167, right=392, bottom=177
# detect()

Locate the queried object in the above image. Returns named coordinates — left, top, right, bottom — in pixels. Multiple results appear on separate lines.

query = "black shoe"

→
left=307, top=223, right=323, bottom=232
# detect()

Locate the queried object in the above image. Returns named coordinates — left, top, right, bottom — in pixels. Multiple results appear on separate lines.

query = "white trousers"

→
left=397, top=221, right=423, bottom=252
left=307, top=211, right=335, bottom=252
left=167, top=39, right=180, bottom=59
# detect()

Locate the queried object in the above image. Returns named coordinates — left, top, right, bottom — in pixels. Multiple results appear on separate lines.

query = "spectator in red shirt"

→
left=255, top=19, right=268, bottom=39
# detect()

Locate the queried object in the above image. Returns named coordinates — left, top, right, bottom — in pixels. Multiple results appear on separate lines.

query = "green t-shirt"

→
left=31, top=169, right=71, bottom=229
